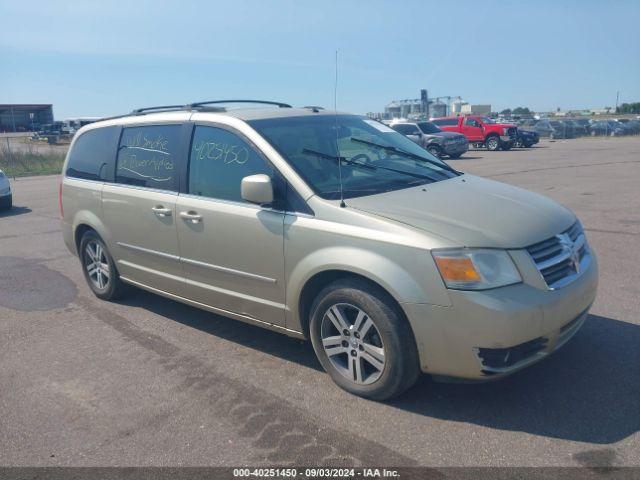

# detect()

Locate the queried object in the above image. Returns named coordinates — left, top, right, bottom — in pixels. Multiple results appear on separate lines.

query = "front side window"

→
left=392, top=124, right=420, bottom=135
left=464, top=118, right=480, bottom=128
left=188, top=125, right=272, bottom=202
left=418, top=122, right=441, bottom=134
left=66, top=126, right=120, bottom=181
left=249, top=115, right=459, bottom=200
left=116, top=125, right=182, bottom=190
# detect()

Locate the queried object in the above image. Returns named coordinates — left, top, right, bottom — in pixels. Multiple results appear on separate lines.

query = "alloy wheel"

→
left=320, top=303, right=386, bottom=385
left=84, top=241, right=110, bottom=290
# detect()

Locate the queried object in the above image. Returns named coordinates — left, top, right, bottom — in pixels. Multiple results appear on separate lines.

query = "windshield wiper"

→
left=302, top=148, right=436, bottom=181
left=349, top=137, right=460, bottom=175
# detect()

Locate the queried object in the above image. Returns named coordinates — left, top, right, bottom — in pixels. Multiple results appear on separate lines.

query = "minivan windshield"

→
left=418, top=122, right=442, bottom=134
left=249, top=115, right=460, bottom=200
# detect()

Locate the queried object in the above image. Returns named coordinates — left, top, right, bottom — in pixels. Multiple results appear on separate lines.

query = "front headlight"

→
left=432, top=248, right=522, bottom=290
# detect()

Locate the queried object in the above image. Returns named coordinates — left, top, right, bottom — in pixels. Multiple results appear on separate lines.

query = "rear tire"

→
left=309, top=278, right=420, bottom=400
left=79, top=230, right=127, bottom=301
left=485, top=135, right=500, bottom=151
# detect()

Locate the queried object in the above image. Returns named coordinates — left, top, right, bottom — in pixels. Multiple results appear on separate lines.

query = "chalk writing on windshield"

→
left=192, top=140, right=249, bottom=165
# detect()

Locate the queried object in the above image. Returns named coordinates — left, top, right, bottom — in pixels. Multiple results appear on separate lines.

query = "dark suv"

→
left=390, top=121, right=468, bottom=159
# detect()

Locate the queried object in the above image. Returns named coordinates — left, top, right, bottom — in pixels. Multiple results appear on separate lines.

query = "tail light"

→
left=59, top=181, right=64, bottom=218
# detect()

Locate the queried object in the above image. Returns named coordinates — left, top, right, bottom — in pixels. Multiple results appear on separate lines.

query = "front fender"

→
left=285, top=246, right=451, bottom=333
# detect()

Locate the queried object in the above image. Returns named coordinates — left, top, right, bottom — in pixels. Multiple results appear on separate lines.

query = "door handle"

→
left=179, top=211, right=203, bottom=223
left=151, top=206, right=172, bottom=217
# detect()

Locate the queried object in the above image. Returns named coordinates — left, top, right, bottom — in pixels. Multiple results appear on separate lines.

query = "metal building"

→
left=0, top=104, right=54, bottom=133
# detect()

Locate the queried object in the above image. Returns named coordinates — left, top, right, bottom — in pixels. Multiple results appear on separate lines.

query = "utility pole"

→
left=615, top=91, right=620, bottom=113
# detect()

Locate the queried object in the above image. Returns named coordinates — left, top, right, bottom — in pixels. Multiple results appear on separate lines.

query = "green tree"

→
left=500, top=108, right=512, bottom=115
left=512, top=107, right=531, bottom=115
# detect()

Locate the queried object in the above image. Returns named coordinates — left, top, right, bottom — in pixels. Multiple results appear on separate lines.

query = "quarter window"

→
left=66, top=126, right=120, bottom=181
left=188, top=126, right=272, bottom=202
left=116, top=125, right=182, bottom=190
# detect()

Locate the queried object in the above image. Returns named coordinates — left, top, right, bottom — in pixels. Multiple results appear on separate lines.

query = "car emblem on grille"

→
left=557, top=233, right=581, bottom=273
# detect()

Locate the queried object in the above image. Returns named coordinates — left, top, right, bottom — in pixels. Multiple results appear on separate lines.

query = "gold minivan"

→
left=61, top=101, right=598, bottom=399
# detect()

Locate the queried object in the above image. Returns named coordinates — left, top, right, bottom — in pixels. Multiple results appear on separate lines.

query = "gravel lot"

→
left=0, top=137, right=638, bottom=468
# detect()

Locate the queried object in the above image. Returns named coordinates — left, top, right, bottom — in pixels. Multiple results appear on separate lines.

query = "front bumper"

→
left=0, top=192, right=12, bottom=208
left=403, top=252, right=598, bottom=380
left=443, top=142, right=469, bottom=156
left=499, top=135, right=516, bottom=143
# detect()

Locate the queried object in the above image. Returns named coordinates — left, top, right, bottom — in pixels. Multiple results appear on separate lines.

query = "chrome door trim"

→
left=117, top=242, right=181, bottom=261
left=117, top=241, right=276, bottom=284
left=180, top=256, right=277, bottom=284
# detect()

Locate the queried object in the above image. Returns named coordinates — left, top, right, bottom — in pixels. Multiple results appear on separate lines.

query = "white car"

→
left=0, top=169, right=12, bottom=210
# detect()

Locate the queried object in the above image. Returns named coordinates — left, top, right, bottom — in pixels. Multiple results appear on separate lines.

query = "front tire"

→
left=426, top=145, right=442, bottom=158
left=79, top=230, right=126, bottom=301
left=448, top=153, right=462, bottom=159
left=485, top=135, right=500, bottom=151
left=309, top=278, right=420, bottom=400
left=0, top=195, right=12, bottom=211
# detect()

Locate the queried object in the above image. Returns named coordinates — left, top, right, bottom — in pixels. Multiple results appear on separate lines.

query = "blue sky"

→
left=1, top=0, right=639, bottom=118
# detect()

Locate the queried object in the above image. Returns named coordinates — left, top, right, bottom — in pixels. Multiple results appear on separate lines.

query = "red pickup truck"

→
left=431, top=115, right=518, bottom=151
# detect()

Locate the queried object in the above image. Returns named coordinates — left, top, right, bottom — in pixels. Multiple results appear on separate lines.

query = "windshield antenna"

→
left=334, top=50, right=346, bottom=208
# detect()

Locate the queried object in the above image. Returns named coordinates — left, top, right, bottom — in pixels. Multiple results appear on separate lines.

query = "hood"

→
left=346, top=174, right=575, bottom=249
left=494, top=123, right=517, bottom=128
left=424, top=131, right=465, bottom=140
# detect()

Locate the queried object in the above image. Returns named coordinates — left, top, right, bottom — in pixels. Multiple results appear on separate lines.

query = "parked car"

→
left=612, top=119, right=638, bottom=135
left=590, top=120, right=626, bottom=136
left=623, top=119, right=640, bottom=134
left=0, top=169, right=12, bottom=210
left=61, top=100, right=598, bottom=400
left=515, top=129, right=540, bottom=148
left=563, top=119, right=587, bottom=136
left=431, top=115, right=518, bottom=151
left=573, top=118, right=592, bottom=135
left=535, top=120, right=572, bottom=139
left=390, top=120, right=468, bottom=159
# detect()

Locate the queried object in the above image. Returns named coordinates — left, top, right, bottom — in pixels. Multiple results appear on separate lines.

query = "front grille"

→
left=507, top=127, right=517, bottom=138
left=526, top=222, right=589, bottom=289
left=477, top=337, right=548, bottom=373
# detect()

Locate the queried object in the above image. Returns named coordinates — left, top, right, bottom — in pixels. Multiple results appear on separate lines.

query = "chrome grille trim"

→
left=526, top=222, right=591, bottom=290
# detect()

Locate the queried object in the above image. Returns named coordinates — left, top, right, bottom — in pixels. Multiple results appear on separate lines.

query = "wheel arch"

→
left=71, top=211, right=111, bottom=255
left=297, top=269, right=413, bottom=340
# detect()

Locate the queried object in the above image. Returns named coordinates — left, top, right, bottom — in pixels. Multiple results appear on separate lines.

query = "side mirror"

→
left=241, top=174, right=273, bottom=205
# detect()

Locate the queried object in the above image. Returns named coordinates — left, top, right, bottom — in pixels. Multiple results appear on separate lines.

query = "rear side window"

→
left=188, top=125, right=272, bottom=202
left=116, top=125, right=182, bottom=190
left=432, top=118, right=458, bottom=126
left=66, top=126, right=120, bottom=181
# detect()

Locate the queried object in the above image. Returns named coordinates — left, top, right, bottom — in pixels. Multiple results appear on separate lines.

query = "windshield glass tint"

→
left=418, top=122, right=441, bottom=134
left=249, top=115, right=458, bottom=200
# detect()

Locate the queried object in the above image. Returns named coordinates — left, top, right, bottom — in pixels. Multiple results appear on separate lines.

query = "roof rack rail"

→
left=96, top=99, right=293, bottom=123
left=188, top=100, right=292, bottom=109
left=130, top=105, right=185, bottom=115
